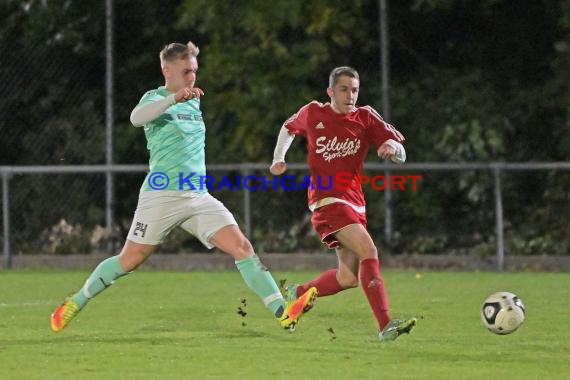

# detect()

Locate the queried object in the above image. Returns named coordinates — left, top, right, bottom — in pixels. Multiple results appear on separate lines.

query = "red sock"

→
left=296, top=269, right=344, bottom=297
left=359, top=258, right=391, bottom=330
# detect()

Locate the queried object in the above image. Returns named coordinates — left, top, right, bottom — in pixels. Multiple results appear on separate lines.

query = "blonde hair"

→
left=159, top=41, right=200, bottom=67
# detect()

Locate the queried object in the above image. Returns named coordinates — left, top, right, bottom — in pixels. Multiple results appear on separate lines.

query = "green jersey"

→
left=137, top=86, right=207, bottom=192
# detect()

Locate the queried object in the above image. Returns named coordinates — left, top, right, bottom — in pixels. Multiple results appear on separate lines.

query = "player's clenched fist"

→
left=270, top=162, right=287, bottom=175
left=175, top=87, right=204, bottom=102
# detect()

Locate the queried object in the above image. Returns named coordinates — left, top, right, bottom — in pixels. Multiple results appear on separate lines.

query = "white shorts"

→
left=127, top=190, right=237, bottom=249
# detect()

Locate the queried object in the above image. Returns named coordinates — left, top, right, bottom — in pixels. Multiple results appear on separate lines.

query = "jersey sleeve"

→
left=283, top=102, right=315, bottom=136
left=130, top=90, right=176, bottom=127
left=363, top=105, right=405, bottom=147
left=138, top=89, right=164, bottom=106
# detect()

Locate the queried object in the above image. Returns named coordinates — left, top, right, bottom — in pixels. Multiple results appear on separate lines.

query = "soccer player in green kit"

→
left=50, top=41, right=317, bottom=333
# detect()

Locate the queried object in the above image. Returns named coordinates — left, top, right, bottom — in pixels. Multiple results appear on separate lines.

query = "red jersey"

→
left=284, top=101, right=405, bottom=207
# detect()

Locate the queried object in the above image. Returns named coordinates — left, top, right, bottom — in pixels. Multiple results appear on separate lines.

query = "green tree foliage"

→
left=0, top=0, right=567, bottom=254
left=177, top=0, right=380, bottom=163
left=0, top=0, right=106, bottom=165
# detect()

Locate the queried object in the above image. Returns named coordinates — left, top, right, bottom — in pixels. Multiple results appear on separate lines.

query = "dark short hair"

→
left=328, top=66, right=359, bottom=87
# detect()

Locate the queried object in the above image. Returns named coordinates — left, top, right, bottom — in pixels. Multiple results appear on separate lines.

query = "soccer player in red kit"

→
left=270, top=66, right=416, bottom=341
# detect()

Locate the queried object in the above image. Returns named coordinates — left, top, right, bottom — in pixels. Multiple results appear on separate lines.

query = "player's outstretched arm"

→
left=130, top=87, right=205, bottom=127
left=130, top=96, right=176, bottom=126
left=270, top=126, right=295, bottom=174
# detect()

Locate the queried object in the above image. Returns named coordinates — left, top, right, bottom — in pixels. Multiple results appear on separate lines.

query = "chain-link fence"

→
left=1, top=1, right=569, bottom=269
left=2, top=162, right=570, bottom=269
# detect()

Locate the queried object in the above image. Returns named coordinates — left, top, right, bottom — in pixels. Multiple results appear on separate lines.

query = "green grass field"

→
left=1, top=270, right=569, bottom=380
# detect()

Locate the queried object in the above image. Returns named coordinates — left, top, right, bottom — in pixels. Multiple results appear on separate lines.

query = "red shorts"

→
left=311, top=202, right=367, bottom=249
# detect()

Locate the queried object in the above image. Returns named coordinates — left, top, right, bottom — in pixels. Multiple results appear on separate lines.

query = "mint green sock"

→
left=235, top=255, right=285, bottom=317
left=72, top=255, right=128, bottom=309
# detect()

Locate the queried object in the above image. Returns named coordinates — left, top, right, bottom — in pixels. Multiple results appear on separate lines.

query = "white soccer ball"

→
left=481, top=291, right=525, bottom=335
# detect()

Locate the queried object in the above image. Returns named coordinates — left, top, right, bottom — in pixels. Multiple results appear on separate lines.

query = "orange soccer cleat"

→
left=279, top=286, right=318, bottom=332
left=50, top=298, right=80, bottom=332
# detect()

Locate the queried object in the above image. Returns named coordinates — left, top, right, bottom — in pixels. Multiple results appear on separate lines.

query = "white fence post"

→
left=105, top=0, right=115, bottom=254
left=2, top=171, right=11, bottom=269
left=241, top=166, right=252, bottom=239
left=493, top=165, right=505, bottom=271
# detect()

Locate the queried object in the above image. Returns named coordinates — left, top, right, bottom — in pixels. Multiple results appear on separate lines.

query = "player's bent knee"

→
left=235, top=236, right=255, bottom=256
left=343, top=279, right=359, bottom=289
left=362, top=247, right=378, bottom=260
left=338, top=274, right=359, bottom=289
left=119, top=243, right=155, bottom=271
